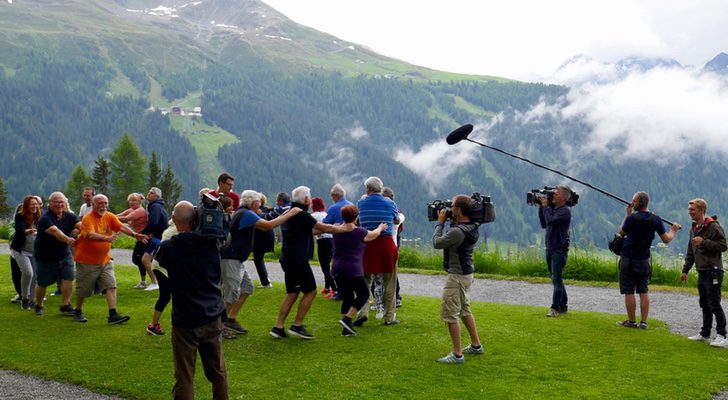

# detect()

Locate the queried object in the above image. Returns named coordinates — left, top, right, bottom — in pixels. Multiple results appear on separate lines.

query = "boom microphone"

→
left=446, top=122, right=677, bottom=227
left=446, top=124, right=473, bottom=145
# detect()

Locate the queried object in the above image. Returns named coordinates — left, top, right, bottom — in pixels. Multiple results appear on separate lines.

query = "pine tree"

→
left=159, top=161, right=182, bottom=214
left=148, top=151, right=162, bottom=188
left=0, top=177, right=12, bottom=220
left=109, top=132, right=147, bottom=210
left=91, top=155, right=111, bottom=195
left=64, top=164, right=92, bottom=212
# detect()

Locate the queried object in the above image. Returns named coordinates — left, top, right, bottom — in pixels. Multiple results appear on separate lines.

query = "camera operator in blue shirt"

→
left=538, top=185, right=572, bottom=318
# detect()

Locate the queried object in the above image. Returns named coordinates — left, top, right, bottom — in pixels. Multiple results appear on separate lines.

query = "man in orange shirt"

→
left=73, top=194, right=146, bottom=324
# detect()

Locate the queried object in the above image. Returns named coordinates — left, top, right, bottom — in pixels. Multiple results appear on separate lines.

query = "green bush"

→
left=0, top=222, right=12, bottom=240
left=112, top=235, right=137, bottom=250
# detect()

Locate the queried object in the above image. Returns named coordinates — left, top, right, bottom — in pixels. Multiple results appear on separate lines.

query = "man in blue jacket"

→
left=538, top=186, right=572, bottom=317
left=141, top=187, right=168, bottom=291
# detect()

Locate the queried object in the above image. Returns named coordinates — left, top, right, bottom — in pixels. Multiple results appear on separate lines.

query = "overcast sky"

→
left=264, top=0, right=728, bottom=80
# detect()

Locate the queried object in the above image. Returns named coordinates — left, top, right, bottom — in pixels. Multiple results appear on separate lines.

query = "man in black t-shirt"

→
left=269, top=185, right=352, bottom=340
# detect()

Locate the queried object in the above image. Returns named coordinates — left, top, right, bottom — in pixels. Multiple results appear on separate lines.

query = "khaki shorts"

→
left=75, top=261, right=116, bottom=298
left=440, top=273, right=474, bottom=323
left=221, top=259, right=254, bottom=304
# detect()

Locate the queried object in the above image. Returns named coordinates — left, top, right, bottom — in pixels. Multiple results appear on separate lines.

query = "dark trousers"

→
left=11, top=256, right=21, bottom=296
left=317, top=238, right=336, bottom=290
left=132, top=240, right=146, bottom=279
left=171, top=318, right=228, bottom=400
left=253, top=251, right=270, bottom=286
left=336, top=276, right=370, bottom=314
left=546, top=249, right=568, bottom=312
left=698, top=269, right=727, bottom=337
left=154, top=273, right=172, bottom=313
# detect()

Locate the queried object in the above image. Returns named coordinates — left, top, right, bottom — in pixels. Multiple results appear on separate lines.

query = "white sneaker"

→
left=710, top=334, right=728, bottom=348
left=133, top=281, right=147, bottom=289
left=257, top=283, right=273, bottom=289
left=375, top=311, right=384, bottom=320
left=144, top=283, right=160, bottom=291
left=10, top=294, right=20, bottom=303
left=688, top=333, right=710, bottom=342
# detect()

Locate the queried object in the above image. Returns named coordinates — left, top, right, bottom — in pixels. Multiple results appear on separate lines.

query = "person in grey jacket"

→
left=432, top=194, right=483, bottom=364
left=681, top=198, right=728, bottom=347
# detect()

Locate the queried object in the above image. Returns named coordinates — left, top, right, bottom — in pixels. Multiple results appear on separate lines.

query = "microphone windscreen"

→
left=446, top=124, right=474, bottom=145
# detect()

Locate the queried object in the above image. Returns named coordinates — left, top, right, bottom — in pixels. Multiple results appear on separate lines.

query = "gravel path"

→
left=1, top=244, right=723, bottom=399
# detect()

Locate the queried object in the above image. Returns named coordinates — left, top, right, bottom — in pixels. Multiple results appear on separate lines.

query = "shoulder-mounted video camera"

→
left=193, top=192, right=230, bottom=240
left=526, top=186, right=579, bottom=207
left=427, top=192, right=496, bottom=224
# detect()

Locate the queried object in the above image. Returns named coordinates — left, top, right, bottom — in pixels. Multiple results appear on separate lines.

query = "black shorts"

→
left=280, top=259, right=317, bottom=294
left=619, top=257, right=651, bottom=294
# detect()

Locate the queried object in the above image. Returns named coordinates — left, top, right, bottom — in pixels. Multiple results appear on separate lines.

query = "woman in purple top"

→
left=333, top=205, right=387, bottom=336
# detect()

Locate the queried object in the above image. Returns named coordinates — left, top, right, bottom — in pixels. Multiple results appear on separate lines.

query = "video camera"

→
left=193, top=192, right=230, bottom=240
left=526, top=186, right=579, bottom=207
left=427, top=192, right=496, bottom=224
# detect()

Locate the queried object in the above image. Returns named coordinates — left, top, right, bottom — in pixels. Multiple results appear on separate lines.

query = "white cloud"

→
left=347, top=122, right=369, bottom=140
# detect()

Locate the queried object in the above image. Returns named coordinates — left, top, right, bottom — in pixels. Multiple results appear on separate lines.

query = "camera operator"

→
left=615, top=192, right=679, bottom=329
left=154, top=201, right=228, bottom=400
left=432, top=195, right=483, bottom=364
left=538, top=185, right=572, bottom=317
left=681, top=198, right=728, bottom=347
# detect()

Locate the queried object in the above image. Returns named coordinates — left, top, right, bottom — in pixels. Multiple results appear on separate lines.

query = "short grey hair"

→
left=173, top=201, right=196, bottom=224
left=556, top=185, right=571, bottom=202
left=49, top=192, right=67, bottom=203
left=292, top=186, right=311, bottom=204
left=364, top=176, right=383, bottom=193
left=240, top=190, right=261, bottom=208
left=330, top=183, right=346, bottom=198
left=150, top=187, right=162, bottom=198
left=92, top=194, right=108, bottom=204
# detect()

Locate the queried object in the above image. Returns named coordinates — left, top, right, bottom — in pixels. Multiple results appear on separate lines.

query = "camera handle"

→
left=452, top=135, right=677, bottom=227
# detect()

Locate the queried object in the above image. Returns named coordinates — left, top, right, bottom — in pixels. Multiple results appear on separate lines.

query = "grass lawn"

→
left=1, top=254, right=727, bottom=399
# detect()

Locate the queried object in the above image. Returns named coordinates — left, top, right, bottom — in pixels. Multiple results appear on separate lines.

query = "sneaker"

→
left=224, top=319, right=248, bottom=334
left=133, top=281, right=148, bottom=289
left=289, top=325, right=314, bottom=340
left=34, top=305, right=43, bottom=316
left=384, top=319, right=401, bottom=326
left=546, top=309, right=559, bottom=318
left=339, top=319, right=357, bottom=336
left=437, top=352, right=464, bottom=364
left=73, top=312, right=88, bottom=323
left=353, top=316, right=368, bottom=327
left=341, top=328, right=356, bottom=337
left=462, top=344, right=485, bottom=355
left=323, top=291, right=335, bottom=299
left=144, top=283, right=159, bottom=291
left=375, top=311, right=384, bottom=320
left=108, top=313, right=131, bottom=325
left=258, top=283, right=273, bottom=289
left=710, top=335, right=728, bottom=348
left=50, top=289, right=61, bottom=296
left=688, top=333, right=711, bottom=342
left=10, top=294, right=20, bottom=303
left=396, top=298, right=402, bottom=308
left=59, top=304, right=76, bottom=316
left=330, top=294, right=342, bottom=301
left=638, top=322, right=648, bottom=330
left=616, top=320, right=639, bottom=328
left=21, top=299, right=31, bottom=311
left=222, top=330, right=237, bottom=340
left=321, top=288, right=331, bottom=295
left=559, top=308, right=568, bottom=315
left=146, top=323, right=166, bottom=336
left=269, top=327, right=288, bottom=339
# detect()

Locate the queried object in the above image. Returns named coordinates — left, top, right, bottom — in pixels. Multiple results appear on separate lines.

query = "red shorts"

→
left=363, top=235, right=398, bottom=274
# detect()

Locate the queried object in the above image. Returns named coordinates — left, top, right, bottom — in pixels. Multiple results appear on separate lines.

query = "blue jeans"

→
left=546, top=249, right=568, bottom=311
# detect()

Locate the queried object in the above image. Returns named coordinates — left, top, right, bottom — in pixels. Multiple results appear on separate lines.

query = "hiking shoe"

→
left=269, top=327, right=288, bottom=339
left=546, top=309, right=559, bottom=317
left=144, top=283, right=159, bottom=291
left=108, top=313, right=131, bottom=325
left=339, top=319, right=357, bottom=336
left=616, top=320, right=639, bottom=328
left=341, top=328, right=356, bottom=337
left=146, top=323, right=166, bottom=336
left=59, top=304, right=76, bottom=316
left=10, top=294, right=20, bottom=303
left=559, top=308, right=568, bottom=315
left=73, top=312, right=88, bottom=323
left=34, top=305, right=43, bottom=316
left=222, top=330, right=237, bottom=340
left=462, top=344, right=485, bottom=355
left=353, top=316, right=368, bottom=327
left=638, top=322, right=648, bottom=330
left=710, top=335, right=728, bottom=348
left=289, top=325, right=314, bottom=340
left=133, top=281, right=148, bottom=289
left=383, top=319, right=401, bottom=326
left=437, top=352, right=464, bottom=364
left=258, top=283, right=273, bottom=289
left=21, top=299, right=31, bottom=311
left=224, top=319, right=248, bottom=334
left=688, top=333, right=711, bottom=342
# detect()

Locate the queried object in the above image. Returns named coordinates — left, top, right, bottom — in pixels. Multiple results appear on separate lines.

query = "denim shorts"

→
left=36, top=254, right=75, bottom=287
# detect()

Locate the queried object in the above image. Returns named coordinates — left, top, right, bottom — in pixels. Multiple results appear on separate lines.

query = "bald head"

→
left=92, top=194, right=109, bottom=215
left=173, top=200, right=196, bottom=232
